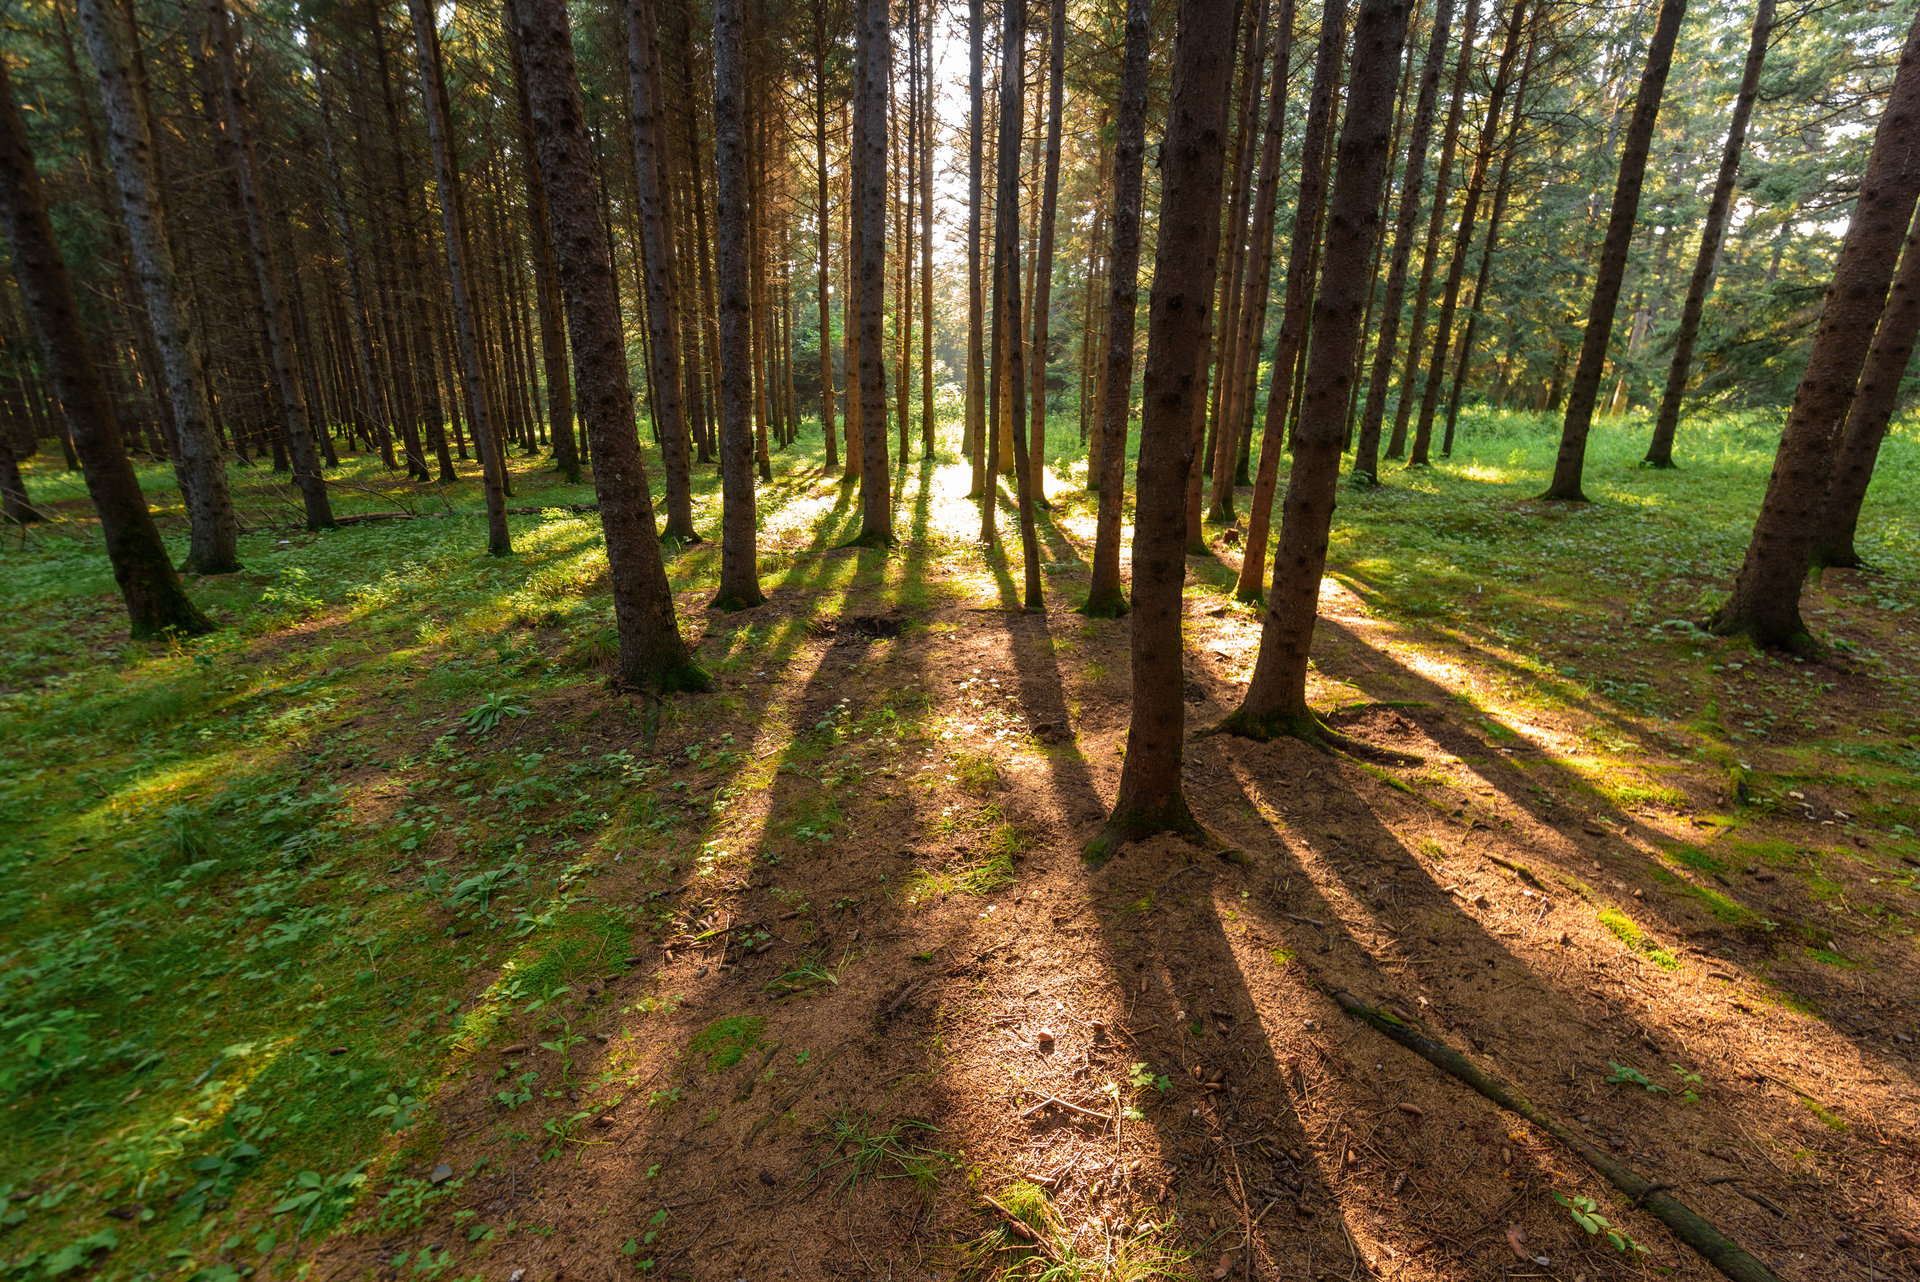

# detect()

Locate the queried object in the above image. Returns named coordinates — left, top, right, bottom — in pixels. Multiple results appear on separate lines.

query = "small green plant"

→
left=764, top=953, right=841, bottom=999
left=1128, top=1062, right=1171, bottom=1093
left=463, top=692, right=530, bottom=736
left=1604, top=1061, right=1668, bottom=1094
left=1554, top=1191, right=1648, bottom=1255
left=269, top=1167, right=368, bottom=1238
left=799, top=1111, right=952, bottom=1199
left=369, top=1083, right=428, bottom=1131
left=687, top=1016, right=766, bottom=1070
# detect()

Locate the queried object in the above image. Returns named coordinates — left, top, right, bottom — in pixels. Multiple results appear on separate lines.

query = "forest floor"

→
left=1, top=408, right=1918, bottom=1282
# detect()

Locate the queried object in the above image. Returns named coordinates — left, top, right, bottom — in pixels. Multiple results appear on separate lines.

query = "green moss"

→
left=1688, top=884, right=1756, bottom=925
left=688, top=1016, right=766, bottom=1071
left=1662, top=844, right=1724, bottom=874
left=1269, top=947, right=1296, bottom=966
left=1804, top=946, right=1860, bottom=970
left=1803, top=1098, right=1847, bottom=1132
left=1597, top=907, right=1680, bottom=970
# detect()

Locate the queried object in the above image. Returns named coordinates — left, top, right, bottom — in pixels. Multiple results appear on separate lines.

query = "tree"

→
left=1222, top=0, right=1413, bottom=745
left=1710, top=8, right=1920, bottom=647
left=1094, top=0, right=1240, bottom=855
left=965, top=0, right=986, bottom=499
left=208, top=0, right=335, bottom=533
left=78, top=0, right=240, bottom=575
left=853, top=0, right=892, bottom=545
left=1234, top=0, right=1346, bottom=603
left=1353, top=0, right=1458, bottom=480
left=813, top=0, right=838, bottom=470
left=1542, top=0, right=1687, bottom=501
left=1644, top=0, right=1774, bottom=469
left=509, top=0, right=708, bottom=691
left=1081, top=0, right=1152, bottom=618
left=711, top=0, right=767, bottom=607
left=988, top=0, right=1041, bottom=605
left=627, top=0, right=699, bottom=542
left=1026, top=0, right=1064, bottom=510
left=0, top=54, right=210, bottom=637
left=407, top=0, right=512, bottom=551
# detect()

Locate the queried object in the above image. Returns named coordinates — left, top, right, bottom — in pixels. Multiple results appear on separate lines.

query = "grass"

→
left=798, top=1110, right=952, bottom=1199
left=0, top=402, right=1914, bottom=1278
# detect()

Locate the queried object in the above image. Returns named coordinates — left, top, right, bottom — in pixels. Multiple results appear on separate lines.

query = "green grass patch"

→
left=687, top=1016, right=767, bottom=1071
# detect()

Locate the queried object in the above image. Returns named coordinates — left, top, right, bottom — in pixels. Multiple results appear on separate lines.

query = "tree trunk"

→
left=1202, top=0, right=1267, bottom=508
left=1026, top=0, right=1064, bottom=508
left=1645, top=0, right=1773, bottom=468
left=920, top=0, right=935, bottom=459
left=1543, top=0, right=1687, bottom=501
left=1709, top=9, right=1920, bottom=646
left=1082, top=0, right=1152, bottom=617
left=855, top=0, right=893, bottom=543
left=965, top=0, right=987, bottom=498
left=510, top=0, right=706, bottom=690
left=1226, top=0, right=1413, bottom=741
left=0, top=55, right=210, bottom=636
left=813, top=0, right=837, bottom=469
left=408, top=0, right=512, bottom=550
left=1354, top=0, right=1456, bottom=479
left=1408, top=0, right=1528, bottom=465
left=1096, top=0, right=1240, bottom=855
left=1210, top=0, right=1294, bottom=523
left=627, top=0, right=700, bottom=541
left=710, top=0, right=767, bottom=605
left=1234, top=0, right=1346, bottom=603
left=987, top=0, right=1041, bottom=605
left=208, top=0, right=333, bottom=531
left=1813, top=203, right=1920, bottom=567
left=78, top=0, right=240, bottom=573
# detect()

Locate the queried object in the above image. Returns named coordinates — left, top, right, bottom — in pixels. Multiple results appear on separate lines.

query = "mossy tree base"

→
left=1705, top=605, right=1818, bottom=655
left=1537, top=486, right=1590, bottom=503
left=1078, top=590, right=1129, bottom=619
left=1210, top=704, right=1421, bottom=764
left=1083, top=799, right=1213, bottom=867
left=710, top=590, right=766, bottom=613
left=844, top=529, right=896, bottom=550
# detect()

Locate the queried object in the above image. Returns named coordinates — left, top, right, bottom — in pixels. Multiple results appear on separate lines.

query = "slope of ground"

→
left=0, top=409, right=1916, bottom=1282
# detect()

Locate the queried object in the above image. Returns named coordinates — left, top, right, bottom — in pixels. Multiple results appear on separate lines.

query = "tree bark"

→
left=965, top=0, right=987, bottom=498
left=1096, top=0, right=1240, bottom=855
left=813, top=0, right=837, bottom=469
left=1082, top=0, right=1152, bottom=617
left=710, top=0, right=767, bottom=605
left=1354, top=0, right=1456, bottom=479
left=1234, top=0, right=1346, bottom=603
left=1408, top=0, right=1528, bottom=465
left=855, top=0, right=893, bottom=543
left=408, top=0, right=513, bottom=550
left=1813, top=202, right=1920, bottom=567
left=0, top=55, right=210, bottom=636
left=510, top=0, right=706, bottom=690
left=988, top=0, right=1041, bottom=605
left=920, top=0, right=935, bottom=459
left=1544, top=0, right=1687, bottom=501
left=1226, top=0, right=1413, bottom=741
left=1709, top=9, right=1920, bottom=646
left=208, top=0, right=334, bottom=531
left=1026, top=0, right=1065, bottom=508
left=627, top=0, right=700, bottom=541
left=79, top=0, right=240, bottom=573
left=1645, top=0, right=1773, bottom=468
left=1210, top=0, right=1294, bottom=523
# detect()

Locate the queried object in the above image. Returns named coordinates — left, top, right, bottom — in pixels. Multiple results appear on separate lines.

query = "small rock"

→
left=509, top=1271, right=526, bottom=1282
left=1632, top=888, right=1644, bottom=899
left=428, top=1164, right=454, bottom=1187
left=758, top=1171, right=778, bottom=1187
left=500, top=1042, right=530, bottom=1055
left=1471, top=893, right=1492, bottom=909
left=1036, top=1028, right=1055, bottom=1048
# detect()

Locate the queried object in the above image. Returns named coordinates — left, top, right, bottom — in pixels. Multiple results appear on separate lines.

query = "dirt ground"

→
left=302, top=542, right=1920, bottom=1282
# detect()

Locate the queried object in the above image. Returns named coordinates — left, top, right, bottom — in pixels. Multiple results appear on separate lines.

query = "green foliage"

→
left=687, top=1016, right=766, bottom=1071
left=1553, top=1192, right=1648, bottom=1255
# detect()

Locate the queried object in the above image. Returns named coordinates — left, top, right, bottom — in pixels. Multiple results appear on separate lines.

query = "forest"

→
left=0, top=0, right=1918, bottom=1275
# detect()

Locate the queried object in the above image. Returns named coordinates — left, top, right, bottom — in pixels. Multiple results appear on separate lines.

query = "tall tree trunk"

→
left=1812, top=203, right=1920, bottom=567
left=1234, top=0, right=1346, bottom=603
left=1645, top=0, right=1773, bottom=468
left=505, top=2, right=579, bottom=482
left=1543, top=0, right=1687, bottom=501
left=1211, top=0, right=1294, bottom=521
left=408, top=0, right=512, bottom=550
left=0, top=56, right=210, bottom=636
left=1026, top=0, right=1064, bottom=508
left=510, top=0, right=706, bottom=690
left=1082, top=0, right=1152, bottom=617
left=988, top=0, right=1040, bottom=602
left=1354, top=0, right=1456, bottom=479
left=1408, top=0, right=1528, bottom=465
left=814, top=0, right=837, bottom=468
left=1385, top=0, right=1480, bottom=462
left=207, top=0, right=333, bottom=531
left=1225, top=0, right=1413, bottom=742
left=855, top=0, right=893, bottom=543
left=711, top=0, right=767, bottom=605
left=920, top=0, right=934, bottom=459
left=1709, top=9, right=1920, bottom=646
left=965, top=0, right=987, bottom=498
left=1441, top=14, right=1539, bottom=455
left=627, top=0, right=700, bottom=541
left=1202, top=0, right=1266, bottom=502
left=1097, top=0, right=1240, bottom=855
left=78, top=0, right=240, bottom=573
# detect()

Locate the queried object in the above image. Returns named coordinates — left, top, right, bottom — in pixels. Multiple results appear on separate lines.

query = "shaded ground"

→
left=1, top=408, right=1916, bottom=1282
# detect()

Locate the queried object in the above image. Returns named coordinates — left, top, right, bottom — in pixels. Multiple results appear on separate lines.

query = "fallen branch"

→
left=1330, top=991, right=1780, bottom=1282
left=1018, top=1093, right=1110, bottom=1121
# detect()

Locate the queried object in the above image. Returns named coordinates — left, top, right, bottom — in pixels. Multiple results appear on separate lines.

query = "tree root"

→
left=1330, top=992, right=1781, bottom=1282
left=1083, top=802, right=1216, bottom=867
left=1205, top=706, right=1423, bottom=766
